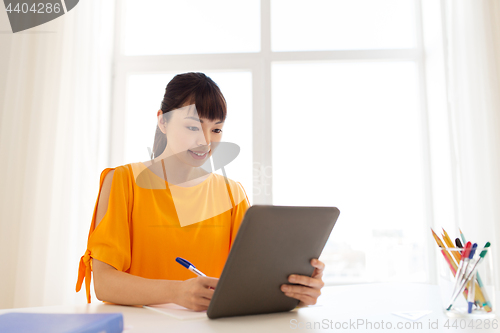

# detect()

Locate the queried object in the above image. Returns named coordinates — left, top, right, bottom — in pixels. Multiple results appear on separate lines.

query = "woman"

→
left=76, top=72, right=325, bottom=311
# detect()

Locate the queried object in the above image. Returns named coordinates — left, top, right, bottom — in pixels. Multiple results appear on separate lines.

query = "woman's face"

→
left=160, top=104, right=224, bottom=167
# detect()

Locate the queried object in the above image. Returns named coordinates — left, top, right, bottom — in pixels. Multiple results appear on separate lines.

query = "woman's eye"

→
left=186, top=126, right=222, bottom=133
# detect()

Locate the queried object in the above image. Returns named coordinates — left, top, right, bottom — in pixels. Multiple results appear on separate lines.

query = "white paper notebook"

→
left=144, top=303, right=208, bottom=320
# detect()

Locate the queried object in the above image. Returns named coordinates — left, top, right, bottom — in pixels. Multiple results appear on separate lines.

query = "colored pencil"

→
left=430, top=229, right=470, bottom=302
left=442, top=229, right=461, bottom=263
left=431, top=229, right=459, bottom=272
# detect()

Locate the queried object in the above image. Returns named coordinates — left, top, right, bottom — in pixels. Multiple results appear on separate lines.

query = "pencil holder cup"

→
left=436, top=247, right=496, bottom=318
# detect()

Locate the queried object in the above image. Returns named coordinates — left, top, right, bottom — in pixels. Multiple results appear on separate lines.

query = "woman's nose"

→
left=197, top=128, right=211, bottom=147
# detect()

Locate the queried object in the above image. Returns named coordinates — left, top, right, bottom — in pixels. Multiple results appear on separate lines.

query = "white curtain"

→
left=0, top=0, right=115, bottom=308
left=423, top=0, right=500, bottom=290
left=442, top=0, right=500, bottom=292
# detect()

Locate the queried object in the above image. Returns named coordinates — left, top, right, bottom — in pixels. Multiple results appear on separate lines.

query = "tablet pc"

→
left=207, top=205, right=340, bottom=319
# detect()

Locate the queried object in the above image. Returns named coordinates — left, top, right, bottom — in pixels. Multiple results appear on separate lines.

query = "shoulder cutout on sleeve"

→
left=95, top=170, right=115, bottom=229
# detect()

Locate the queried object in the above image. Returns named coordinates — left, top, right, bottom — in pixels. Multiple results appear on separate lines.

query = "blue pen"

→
left=176, top=257, right=207, bottom=277
left=447, top=243, right=477, bottom=310
left=460, top=232, right=493, bottom=309
left=461, top=243, right=477, bottom=285
left=468, top=273, right=476, bottom=313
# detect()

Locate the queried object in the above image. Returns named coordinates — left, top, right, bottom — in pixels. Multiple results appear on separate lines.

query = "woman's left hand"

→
left=280, top=258, right=325, bottom=307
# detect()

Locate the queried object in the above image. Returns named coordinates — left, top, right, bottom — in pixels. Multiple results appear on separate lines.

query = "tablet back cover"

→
left=207, top=205, right=340, bottom=319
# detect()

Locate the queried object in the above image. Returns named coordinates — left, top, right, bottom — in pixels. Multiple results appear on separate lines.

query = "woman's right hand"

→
left=173, top=276, right=219, bottom=311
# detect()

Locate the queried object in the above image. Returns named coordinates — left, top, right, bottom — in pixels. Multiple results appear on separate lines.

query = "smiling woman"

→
left=122, top=71, right=253, bottom=198
left=76, top=72, right=327, bottom=310
left=75, top=73, right=252, bottom=311
left=152, top=73, right=226, bottom=157
left=150, top=72, right=227, bottom=186
left=150, top=104, right=223, bottom=186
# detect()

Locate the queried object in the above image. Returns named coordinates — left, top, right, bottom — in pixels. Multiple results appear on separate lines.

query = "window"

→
left=122, top=0, right=260, bottom=55
left=113, top=0, right=431, bottom=285
left=272, top=61, right=426, bottom=283
left=271, top=0, right=416, bottom=51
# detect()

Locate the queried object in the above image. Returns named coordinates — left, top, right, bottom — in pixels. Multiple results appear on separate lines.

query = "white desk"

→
left=1, top=283, right=498, bottom=332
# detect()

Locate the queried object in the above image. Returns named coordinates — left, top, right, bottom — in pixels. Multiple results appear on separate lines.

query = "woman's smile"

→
left=188, top=149, right=210, bottom=159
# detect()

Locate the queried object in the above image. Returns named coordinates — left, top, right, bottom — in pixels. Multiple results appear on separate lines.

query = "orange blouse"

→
left=75, top=160, right=250, bottom=303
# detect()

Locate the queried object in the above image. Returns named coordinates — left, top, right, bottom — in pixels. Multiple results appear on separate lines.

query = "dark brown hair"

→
left=152, top=72, right=227, bottom=159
